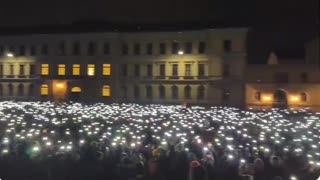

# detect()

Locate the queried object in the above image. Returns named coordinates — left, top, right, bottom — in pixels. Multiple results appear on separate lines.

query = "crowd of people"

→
left=0, top=101, right=320, bottom=180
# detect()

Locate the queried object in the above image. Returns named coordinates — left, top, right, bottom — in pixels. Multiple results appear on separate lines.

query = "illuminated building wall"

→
left=0, top=28, right=248, bottom=106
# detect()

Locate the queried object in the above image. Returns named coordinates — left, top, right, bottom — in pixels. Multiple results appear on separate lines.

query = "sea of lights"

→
left=0, top=101, right=319, bottom=169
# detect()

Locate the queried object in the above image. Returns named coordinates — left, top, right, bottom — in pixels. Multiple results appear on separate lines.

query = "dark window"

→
left=172, top=64, right=178, bottom=76
left=185, top=42, right=192, bottom=54
left=146, top=85, right=153, bottom=99
left=301, top=92, right=307, bottom=102
left=30, top=46, right=36, bottom=56
left=0, top=64, right=3, bottom=77
left=197, top=85, right=205, bottom=100
left=274, top=72, right=289, bottom=83
left=134, top=85, right=140, bottom=99
left=10, top=65, right=14, bottom=75
left=18, top=84, right=24, bottom=96
left=19, top=46, right=25, bottom=56
left=159, top=43, right=166, bottom=55
left=172, top=85, right=178, bottom=99
left=223, top=64, right=231, bottom=78
left=19, top=64, right=25, bottom=75
left=159, top=64, right=165, bottom=77
left=122, top=44, right=129, bottom=55
left=9, top=46, right=15, bottom=54
left=30, top=64, right=36, bottom=76
left=185, top=64, right=191, bottom=76
left=223, top=40, right=232, bottom=52
left=29, top=84, right=34, bottom=96
left=121, top=64, right=127, bottom=76
left=198, top=64, right=205, bottom=77
left=134, top=64, right=140, bottom=77
left=88, top=42, right=95, bottom=56
left=58, top=41, right=65, bottom=55
left=255, top=92, right=261, bottom=101
left=172, top=42, right=179, bottom=54
left=8, top=84, right=13, bottom=96
left=184, top=85, right=191, bottom=99
left=0, top=46, right=3, bottom=55
left=41, top=44, right=48, bottom=55
left=120, top=86, right=127, bottom=99
left=73, top=42, right=80, bottom=55
left=147, top=43, right=153, bottom=55
left=301, top=72, right=308, bottom=83
left=198, top=42, right=206, bottom=54
left=159, top=85, right=165, bottom=99
left=134, top=43, right=140, bottom=55
left=223, top=89, right=231, bottom=103
left=147, top=64, right=153, bottom=77
left=103, top=43, right=110, bottom=55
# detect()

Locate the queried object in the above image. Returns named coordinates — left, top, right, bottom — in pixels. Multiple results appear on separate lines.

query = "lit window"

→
left=58, top=64, right=65, bottom=75
left=73, top=64, right=80, bottom=75
left=41, top=64, right=49, bottom=75
left=102, top=85, right=111, bottom=96
left=103, top=64, right=111, bottom=75
left=87, top=64, right=95, bottom=76
left=41, top=84, right=49, bottom=95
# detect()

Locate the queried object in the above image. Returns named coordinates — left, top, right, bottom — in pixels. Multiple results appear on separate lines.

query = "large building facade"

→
left=0, top=28, right=248, bottom=106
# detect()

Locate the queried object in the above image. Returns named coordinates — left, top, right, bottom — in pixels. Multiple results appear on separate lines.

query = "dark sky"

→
left=0, top=0, right=318, bottom=63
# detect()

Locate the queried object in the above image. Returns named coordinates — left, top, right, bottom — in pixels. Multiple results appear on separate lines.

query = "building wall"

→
left=0, top=28, right=248, bottom=107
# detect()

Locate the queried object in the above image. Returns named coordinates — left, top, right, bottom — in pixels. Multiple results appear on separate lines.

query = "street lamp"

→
left=6, top=53, right=14, bottom=57
left=178, top=51, right=184, bottom=55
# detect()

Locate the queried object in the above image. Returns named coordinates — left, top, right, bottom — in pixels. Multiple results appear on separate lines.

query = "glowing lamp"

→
left=178, top=51, right=184, bottom=55
left=262, top=95, right=272, bottom=102
left=6, top=53, right=14, bottom=57
left=56, top=83, right=64, bottom=88
left=290, top=96, right=300, bottom=102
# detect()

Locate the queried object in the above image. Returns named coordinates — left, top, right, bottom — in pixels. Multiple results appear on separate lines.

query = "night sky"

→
left=0, top=0, right=318, bottom=63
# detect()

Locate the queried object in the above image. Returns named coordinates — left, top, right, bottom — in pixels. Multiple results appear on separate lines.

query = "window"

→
left=197, top=85, right=205, bottom=100
left=41, top=44, right=48, bottom=55
left=122, top=44, right=128, bottom=55
left=8, top=84, right=13, bottom=96
left=223, top=64, right=231, bottom=78
left=10, top=65, right=14, bottom=75
left=134, top=43, right=140, bottom=55
left=159, top=43, right=166, bottom=55
left=185, top=64, right=191, bottom=76
left=255, top=91, right=261, bottom=101
left=301, top=72, right=308, bottom=83
left=102, top=85, right=111, bottom=96
left=30, top=64, right=36, bottom=76
left=103, top=43, right=110, bottom=55
left=146, top=85, right=153, bottom=99
left=159, top=64, right=165, bottom=78
left=185, top=42, right=192, bottom=54
left=73, top=64, right=80, bottom=75
left=147, top=64, right=153, bottom=77
left=121, top=64, right=127, bottom=77
left=159, top=85, right=165, bottom=99
left=198, top=64, right=205, bottom=77
left=172, top=64, right=178, bottom=76
left=19, top=45, right=25, bottom=56
left=134, top=64, right=140, bottom=77
left=184, top=85, right=191, bottom=99
left=147, top=43, right=153, bottom=55
left=19, top=64, right=25, bottom=76
left=120, top=86, right=127, bottom=99
left=73, top=42, right=80, bottom=55
left=134, top=85, right=140, bottom=99
left=87, top=64, right=95, bottom=76
left=58, top=64, right=66, bottom=75
left=41, top=84, right=49, bottom=95
left=274, top=72, right=288, bottom=83
left=223, top=89, right=231, bottom=103
left=172, top=42, right=179, bottom=54
left=30, top=46, right=36, bottom=56
left=301, top=92, right=307, bottom=102
left=103, top=64, right=111, bottom=76
left=198, top=42, right=206, bottom=54
left=29, top=84, right=34, bottom=96
left=88, top=42, right=95, bottom=56
left=58, top=41, right=65, bottom=55
left=0, top=64, right=3, bottom=77
left=18, top=84, right=24, bottom=96
left=9, top=46, right=15, bottom=54
left=172, top=85, right=178, bottom=99
left=223, top=40, right=232, bottom=52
